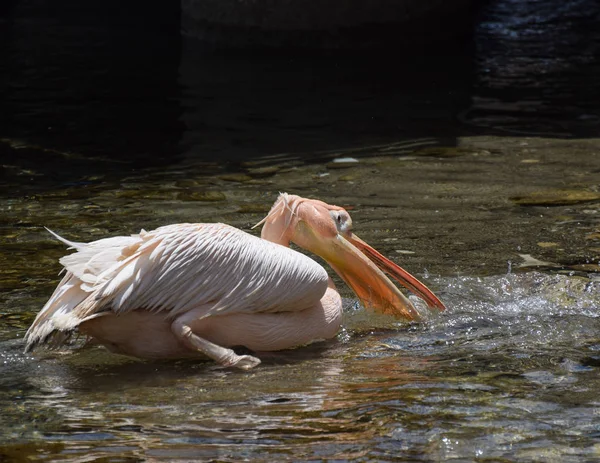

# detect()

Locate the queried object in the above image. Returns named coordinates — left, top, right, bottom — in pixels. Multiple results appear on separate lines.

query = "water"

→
left=2, top=0, right=600, bottom=461
left=2, top=274, right=600, bottom=461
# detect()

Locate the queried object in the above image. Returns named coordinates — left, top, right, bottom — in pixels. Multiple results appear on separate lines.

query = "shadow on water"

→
left=0, top=0, right=183, bottom=195
left=465, top=0, right=600, bottom=137
left=1, top=0, right=599, bottom=196
left=0, top=0, right=597, bottom=193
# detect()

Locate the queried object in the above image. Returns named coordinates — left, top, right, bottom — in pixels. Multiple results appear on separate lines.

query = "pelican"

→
left=25, top=193, right=445, bottom=369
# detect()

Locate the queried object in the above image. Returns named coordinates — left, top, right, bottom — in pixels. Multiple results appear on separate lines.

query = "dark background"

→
left=0, top=0, right=599, bottom=181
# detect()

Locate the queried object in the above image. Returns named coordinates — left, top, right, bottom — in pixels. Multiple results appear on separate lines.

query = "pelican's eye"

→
left=330, top=210, right=352, bottom=234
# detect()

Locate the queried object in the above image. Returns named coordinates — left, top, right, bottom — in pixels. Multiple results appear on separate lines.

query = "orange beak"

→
left=317, top=232, right=445, bottom=321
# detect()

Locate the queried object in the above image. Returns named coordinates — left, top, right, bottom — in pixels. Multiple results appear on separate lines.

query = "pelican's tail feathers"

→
left=25, top=230, right=143, bottom=352
left=23, top=272, right=106, bottom=352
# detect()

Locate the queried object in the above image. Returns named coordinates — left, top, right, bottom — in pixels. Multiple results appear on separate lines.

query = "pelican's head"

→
left=255, top=193, right=445, bottom=320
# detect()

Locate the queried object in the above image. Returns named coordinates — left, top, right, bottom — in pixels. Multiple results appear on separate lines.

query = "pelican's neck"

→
left=260, top=219, right=293, bottom=247
left=263, top=234, right=290, bottom=247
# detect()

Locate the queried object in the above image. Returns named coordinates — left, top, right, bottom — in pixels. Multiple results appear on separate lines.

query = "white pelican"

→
left=25, top=193, right=445, bottom=369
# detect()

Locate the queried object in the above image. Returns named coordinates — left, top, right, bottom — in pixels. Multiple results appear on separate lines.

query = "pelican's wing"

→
left=87, top=223, right=329, bottom=318
left=26, top=223, right=330, bottom=350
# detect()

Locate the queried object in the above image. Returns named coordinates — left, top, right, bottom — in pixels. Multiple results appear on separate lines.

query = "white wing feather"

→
left=99, top=223, right=328, bottom=316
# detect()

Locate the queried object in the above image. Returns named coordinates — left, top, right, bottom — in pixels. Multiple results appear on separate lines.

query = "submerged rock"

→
left=218, top=174, right=254, bottom=183
left=247, top=166, right=280, bottom=178
left=327, top=157, right=360, bottom=169
left=537, top=242, right=559, bottom=248
left=176, top=190, right=226, bottom=202
left=511, top=190, right=600, bottom=206
left=517, top=254, right=560, bottom=269
left=569, top=264, right=600, bottom=273
left=411, top=146, right=478, bottom=158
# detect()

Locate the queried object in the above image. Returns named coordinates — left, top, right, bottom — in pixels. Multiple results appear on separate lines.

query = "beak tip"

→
left=349, top=234, right=447, bottom=316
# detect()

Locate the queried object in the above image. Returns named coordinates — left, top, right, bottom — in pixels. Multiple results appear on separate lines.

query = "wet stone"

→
left=511, top=190, right=600, bottom=206
left=247, top=166, right=280, bottom=178
left=327, top=157, right=360, bottom=169
left=537, top=242, right=559, bottom=248
left=569, top=264, right=600, bottom=273
left=218, top=174, right=253, bottom=183
left=176, top=190, right=226, bottom=202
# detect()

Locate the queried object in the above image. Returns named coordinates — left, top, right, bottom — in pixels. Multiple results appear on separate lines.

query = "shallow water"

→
left=2, top=272, right=600, bottom=461
left=2, top=136, right=600, bottom=461
left=2, top=0, right=600, bottom=461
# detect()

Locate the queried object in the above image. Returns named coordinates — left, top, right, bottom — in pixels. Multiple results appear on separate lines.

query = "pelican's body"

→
left=25, top=193, right=445, bottom=369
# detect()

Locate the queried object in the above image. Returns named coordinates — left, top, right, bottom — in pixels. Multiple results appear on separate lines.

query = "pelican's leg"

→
left=171, top=309, right=261, bottom=370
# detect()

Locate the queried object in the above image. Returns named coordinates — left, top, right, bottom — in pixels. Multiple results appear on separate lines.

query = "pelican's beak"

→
left=346, top=233, right=446, bottom=312
left=311, top=229, right=446, bottom=321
